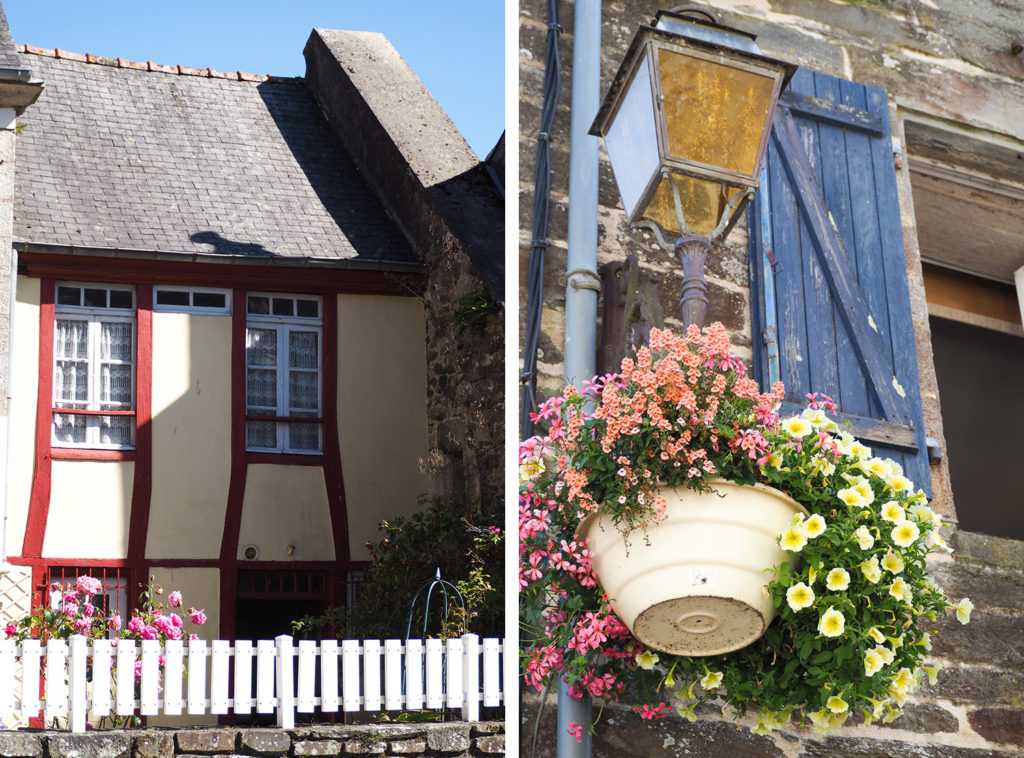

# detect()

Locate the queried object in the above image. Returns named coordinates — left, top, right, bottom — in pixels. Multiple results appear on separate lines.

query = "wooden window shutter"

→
left=749, top=68, right=931, bottom=496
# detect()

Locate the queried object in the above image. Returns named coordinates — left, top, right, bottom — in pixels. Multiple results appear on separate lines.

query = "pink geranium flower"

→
left=4, top=622, right=16, bottom=638
left=168, top=590, right=182, bottom=608
left=189, top=608, right=207, bottom=626
left=76, top=575, right=103, bottom=596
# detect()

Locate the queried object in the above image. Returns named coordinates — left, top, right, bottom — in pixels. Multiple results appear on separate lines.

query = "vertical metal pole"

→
left=560, top=1, right=600, bottom=757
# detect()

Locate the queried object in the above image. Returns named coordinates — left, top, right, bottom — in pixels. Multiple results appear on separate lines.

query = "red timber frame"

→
left=12, top=253, right=425, bottom=637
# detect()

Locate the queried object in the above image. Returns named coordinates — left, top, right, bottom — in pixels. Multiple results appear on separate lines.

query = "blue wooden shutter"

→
left=749, top=68, right=931, bottom=496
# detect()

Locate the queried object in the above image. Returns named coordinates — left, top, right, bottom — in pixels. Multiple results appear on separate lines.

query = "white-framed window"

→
left=52, top=283, right=136, bottom=449
left=154, top=286, right=231, bottom=314
left=245, top=293, right=323, bottom=454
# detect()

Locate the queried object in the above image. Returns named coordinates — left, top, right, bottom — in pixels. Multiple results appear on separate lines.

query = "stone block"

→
left=877, top=702, right=959, bottom=733
left=174, top=730, right=237, bottom=754
left=425, top=725, right=471, bottom=753
left=292, top=740, right=341, bottom=757
left=474, top=735, right=505, bottom=754
left=594, top=712, right=784, bottom=758
left=0, top=732, right=42, bottom=758
left=133, top=731, right=174, bottom=758
left=932, top=665, right=1024, bottom=706
left=968, top=708, right=1024, bottom=746
left=239, top=729, right=291, bottom=756
left=388, top=738, right=427, bottom=754
left=342, top=738, right=386, bottom=754
left=800, top=736, right=1005, bottom=758
left=471, top=723, right=503, bottom=735
left=929, top=610, right=1024, bottom=668
left=48, top=734, right=131, bottom=758
left=953, top=531, right=1024, bottom=571
left=929, top=560, right=1024, bottom=612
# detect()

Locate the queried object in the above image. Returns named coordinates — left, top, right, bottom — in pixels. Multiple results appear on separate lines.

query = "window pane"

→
left=192, top=292, right=226, bottom=309
left=101, top=364, right=133, bottom=405
left=54, top=360, right=88, bottom=403
left=101, top=322, right=133, bottom=362
left=296, top=299, right=319, bottom=318
left=289, top=370, right=318, bottom=410
left=83, top=288, right=107, bottom=308
left=246, top=420, right=277, bottom=449
left=55, top=320, right=88, bottom=360
left=247, top=368, right=277, bottom=409
left=289, top=331, right=318, bottom=369
left=288, top=421, right=320, bottom=451
left=272, top=298, right=294, bottom=316
left=53, top=413, right=86, bottom=443
left=99, top=415, right=133, bottom=445
left=247, top=296, right=270, bottom=315
left=56, top=287, right=80, bottom=306
left=246, top=328, right=276, bottom=366
left=156, top=290, right=190, bottom=306
left=109, top=290, right=133, bottom=309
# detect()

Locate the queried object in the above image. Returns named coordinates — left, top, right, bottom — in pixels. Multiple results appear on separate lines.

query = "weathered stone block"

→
left=342, top=738, right=386, bottom=754
left=594, top=712, right=784, bottom=758
left=800, top=736, right=1004, bottom=758
left=425, top=725, right=471, bottom=752
left=292, top=740, right=341, bottom=757
left=48, top=733, right=131, bottom=758
left=933, top=665, right=1024, bottom=706
left=929, top=611, right=1024, bottom=668
left=929, top=560, right=1024, bottom=612
left=174, top=730, right=237, bottom=754
left=133, top=731, right=174, bottom=758
left=968, top=707, right=1024, bottom=746
left=0, top=732, right=42, bottom=758
left=388, top=738, right=427, bottom=754
left=239, top=729, right=291, bottom=756
left=470, top=723, right=502, bottom=735
left=474, top=735, right=505, bottom=754
left=877, top=703, right=959, bottom=733
left=953, top=531, right=1024, bottom=571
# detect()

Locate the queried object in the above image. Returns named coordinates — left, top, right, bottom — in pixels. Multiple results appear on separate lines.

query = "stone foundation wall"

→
left=0, top=723, right=505, bottom=758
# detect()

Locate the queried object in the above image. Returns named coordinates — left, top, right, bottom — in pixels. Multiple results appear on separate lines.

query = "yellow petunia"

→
left=881, top=551, right=905, bottom=574
left=880, top=501, right=905, bottom=523
left=836, top=486, right=868, bottom=508
left=864, top=648, right=884, bottom=676
left=891, top=520, right=920, bottom=548
left=635, top=650, right=659, bottom=670
left=826, top=567, right=850, bottom=591
left=779, top=525, right=808, bottom=552
left=804, top=513, right=827, bottom=539
left=782, top=416, right=814, bottom=438
left=853, top=525, right=875, bottom=550
left=868, top=626, right=885, bottom=644
left=955, top=597, right=973, bottom=625
left=700, top=670, right=723, bottom=690
left=818, top=606, right=845, bottom=638
left=826, top=695, right=849, bottom=714
left=889, top=577, right=912, bottom=603
left=861, top=556, right=882, bottom=584
left=786, top=582, right=815, bottom=611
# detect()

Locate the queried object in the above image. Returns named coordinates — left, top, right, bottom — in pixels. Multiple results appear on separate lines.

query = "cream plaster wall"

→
left=5, top=276, right=39, bottom=558
left=145, top=566, right=220, bottom=727
left=147, top=313, right=231, bottom=559
left=43, top=460, right=133, bottom=558
left=237, top=464, right=334, bottom=561
left=336, top=295, right=429, bottom=559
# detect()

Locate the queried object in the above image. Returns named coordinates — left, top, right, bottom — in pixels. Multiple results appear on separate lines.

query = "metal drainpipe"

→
left=0, top=246, right=15, bottom=567
left=558, top=1, right=601, bottom=757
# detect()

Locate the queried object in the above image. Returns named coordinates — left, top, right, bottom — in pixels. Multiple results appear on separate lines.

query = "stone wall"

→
left=519, top=0, right=1024, bottom=755
left=0, top=723, right=505, bottom=758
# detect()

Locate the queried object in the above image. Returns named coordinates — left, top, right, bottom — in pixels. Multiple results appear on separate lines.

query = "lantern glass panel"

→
left=658, top=48, right=776, bottom=178
left=643, top=170, right=744, bottom=237
left=605, top=55, right=661, bottom=220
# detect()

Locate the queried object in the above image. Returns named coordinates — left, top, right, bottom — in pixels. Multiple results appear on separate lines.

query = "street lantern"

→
left=590, top=6, right=795, bottom=327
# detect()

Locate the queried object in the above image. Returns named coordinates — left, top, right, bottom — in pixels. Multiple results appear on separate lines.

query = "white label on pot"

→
left=690, top=569, right=718, bottom=587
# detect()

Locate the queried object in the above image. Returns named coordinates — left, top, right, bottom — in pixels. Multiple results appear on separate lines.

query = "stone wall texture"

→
left=519, top=0, right=1024, bottom=755
left=0, top=723, right=504, bottom=758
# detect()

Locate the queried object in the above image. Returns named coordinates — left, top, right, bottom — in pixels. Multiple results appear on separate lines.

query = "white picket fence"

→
left=0, top=633, right=506, bottom=732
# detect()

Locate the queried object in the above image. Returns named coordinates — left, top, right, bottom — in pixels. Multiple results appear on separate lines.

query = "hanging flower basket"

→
left=578, top=479, right=807, bottom=656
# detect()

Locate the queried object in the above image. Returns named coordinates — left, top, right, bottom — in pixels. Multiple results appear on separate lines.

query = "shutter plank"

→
left=771, top=107, right=911, bottom=425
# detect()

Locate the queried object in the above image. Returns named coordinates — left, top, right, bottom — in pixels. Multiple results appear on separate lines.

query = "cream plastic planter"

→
left=577, top=479, right=807, bottom=656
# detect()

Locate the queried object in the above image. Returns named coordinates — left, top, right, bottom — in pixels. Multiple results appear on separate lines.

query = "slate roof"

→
left=13, top=48, right=416, bottom=264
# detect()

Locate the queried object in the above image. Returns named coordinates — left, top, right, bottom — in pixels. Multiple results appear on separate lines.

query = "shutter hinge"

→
left=893, top=146, right=904, bottom=170
left=763, top=325, right=779, bottom=361
left=926, top=436, right=942, bottom=463
left=765, top=247, right=782, bottom=273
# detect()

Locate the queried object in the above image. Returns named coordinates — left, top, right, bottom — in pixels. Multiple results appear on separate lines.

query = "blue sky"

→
left=4, top=1, right=504, bottom=159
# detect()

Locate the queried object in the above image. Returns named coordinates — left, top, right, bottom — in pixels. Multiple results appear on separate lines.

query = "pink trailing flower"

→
left=61, top=601, right=78, bottom=617
left=566, top=722, right=583, bottom=742
left=4, top=622, right=16, bottom=638
left=188, top=608, right=207, bottom=626
left=72, top=618, right=89, bottom=633
left=168, top=590, right=183, bottom=608
left=187, top=633, right=200, bottom=642
left=139, top=625, right=159, bottom=640
left=82, top=603, right=95, bottom=618
left=633, top=702, right=672, bottom=720
left=126, top=616, right=145, bottom=634
left=169, top=613, right=183, bottom=628
left=108, top=615, right=122, bottom=632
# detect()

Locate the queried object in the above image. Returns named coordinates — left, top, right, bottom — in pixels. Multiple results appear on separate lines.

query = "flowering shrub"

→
left=521, top=324, right=970, bottom=737
left=5, top=575, right=206, bottom=728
